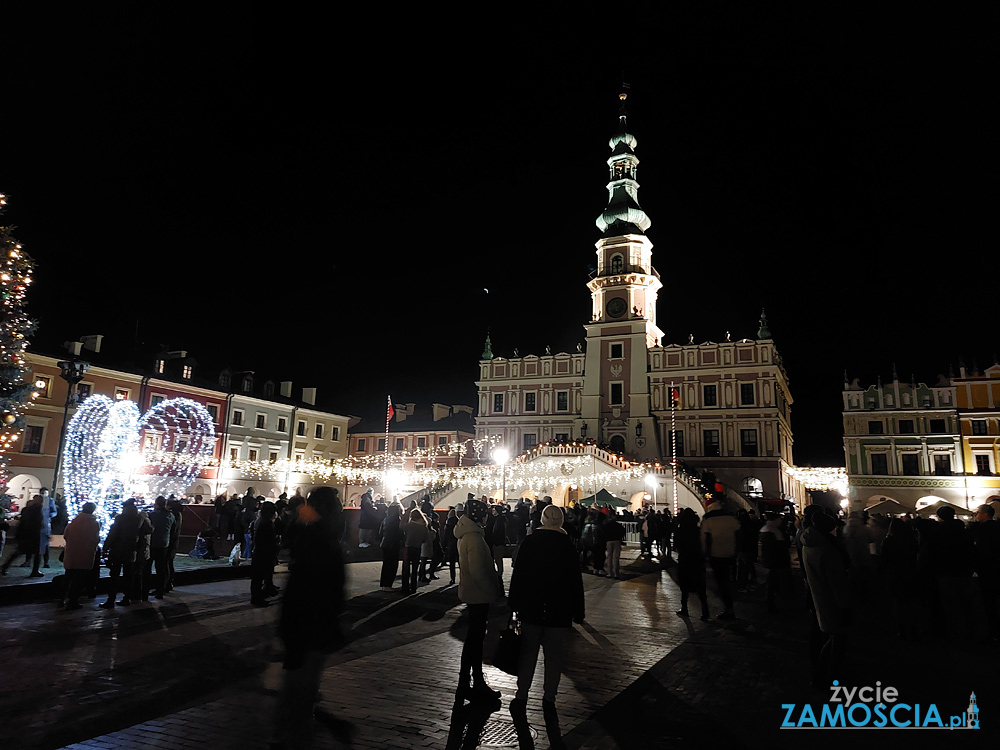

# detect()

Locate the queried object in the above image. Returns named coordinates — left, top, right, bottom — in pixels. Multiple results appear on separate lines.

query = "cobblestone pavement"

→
left=0, top=550, right=995, bottom=750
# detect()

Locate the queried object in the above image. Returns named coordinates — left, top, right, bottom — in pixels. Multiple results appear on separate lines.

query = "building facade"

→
left=347, top=403, right=476, bottom=505
left=842, top=365, right=1000, bottom=512
left=6, top=339, right=353, bottom=506
left=475, top=95, right=805, bottom=508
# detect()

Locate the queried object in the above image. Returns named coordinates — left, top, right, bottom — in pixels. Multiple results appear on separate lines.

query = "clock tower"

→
left=580, top=92, right=663, bottom=460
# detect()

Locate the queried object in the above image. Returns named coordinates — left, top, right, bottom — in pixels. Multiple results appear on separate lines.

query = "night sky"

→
left=3, top=9, right=993, bottom=466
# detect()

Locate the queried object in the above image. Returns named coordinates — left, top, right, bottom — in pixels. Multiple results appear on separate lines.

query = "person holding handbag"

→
left=454, top=497, right=503, bottom=702
left=506, top=504, right=584, bottom=750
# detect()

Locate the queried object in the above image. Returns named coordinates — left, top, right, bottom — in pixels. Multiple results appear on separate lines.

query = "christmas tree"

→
left=0, top=194, right=38, bottom=510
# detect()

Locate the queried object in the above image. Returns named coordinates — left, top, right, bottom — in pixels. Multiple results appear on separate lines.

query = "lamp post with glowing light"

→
left=645, top=474, right=658, bottom=510
left=493, top=448, right=509, bottom=503
left=51, top=358, right=90, bottom=496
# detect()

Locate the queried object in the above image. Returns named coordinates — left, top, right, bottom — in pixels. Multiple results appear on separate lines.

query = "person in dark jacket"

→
left=143, top=496, right=175, bottom=600
left=443, top=505, right=462, bottom=585
left=674, top=508, right=710, bottom=621
left=164, top=499, right=183, bottom=593
left=378, top=503, right=404, bottom=590
left=879, top=517, right=919, bottom=639
left=100, top=500, right=151, bottom=608
left=603, top=512, right=626, bottom=579
left=251, top=501, right=279, bottom=606
left=358, top=489, right=378, bottom=548
left=274, top=487, right=350, bottom=748
left=507, top=503, right=583, bottom=750
left=1, top=496, right=43, bottom=576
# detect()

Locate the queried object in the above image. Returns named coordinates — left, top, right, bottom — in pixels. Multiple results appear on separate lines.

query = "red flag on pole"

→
left=386, top=396, right=394, bottom=423
left=670, top=387, right=680, bottom=407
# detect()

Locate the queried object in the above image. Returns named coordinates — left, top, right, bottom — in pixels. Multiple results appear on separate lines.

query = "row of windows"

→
left=356, top=435, right=450, bottom=453
left=702, top=383, right=756, bottom=407
left=661, top=428, right=759, bottom=458
left=492, top=391, right=570, bottom=413
left=230, top=411, right=339, bottom=440
left=866, top=418, right=949, bottom=435
left=869, top=453, right=954, bottom=476
left=868, top=452, right=997, bottom=477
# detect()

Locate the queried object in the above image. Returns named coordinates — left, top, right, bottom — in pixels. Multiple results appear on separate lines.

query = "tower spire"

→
left=596, top=89, right=650, bottom=236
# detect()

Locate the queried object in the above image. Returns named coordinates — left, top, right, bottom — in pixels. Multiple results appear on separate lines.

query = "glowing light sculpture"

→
left=62, top=396, right=216, bottom=538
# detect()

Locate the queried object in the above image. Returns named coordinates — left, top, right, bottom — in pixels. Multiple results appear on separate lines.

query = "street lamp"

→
left=645, top=474, right=658, bottom=510
left=493, top=448, right=509, bottom=503
left=51, top=358, right=90, bottom=497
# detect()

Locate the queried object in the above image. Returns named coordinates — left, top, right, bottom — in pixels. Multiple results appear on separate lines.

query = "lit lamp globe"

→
left=493, top=448, right=509, bottom=465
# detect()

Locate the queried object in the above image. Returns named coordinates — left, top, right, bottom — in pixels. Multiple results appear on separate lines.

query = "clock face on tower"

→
left=606, top=297, right=627, bottom=319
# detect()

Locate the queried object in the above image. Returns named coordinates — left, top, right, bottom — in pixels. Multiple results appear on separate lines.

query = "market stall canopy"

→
left=577, top=489, right=628, bottom=508
left=916, top=500, right=974, bottom=519
left=864, top=498, right=911, bottom=516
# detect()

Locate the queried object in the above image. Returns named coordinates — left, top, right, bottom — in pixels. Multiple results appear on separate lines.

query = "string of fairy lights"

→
left=57, top=387, right=846, bottom=536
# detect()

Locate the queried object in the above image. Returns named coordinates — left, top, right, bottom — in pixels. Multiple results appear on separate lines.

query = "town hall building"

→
left=475, top=94, right=805, bottom=508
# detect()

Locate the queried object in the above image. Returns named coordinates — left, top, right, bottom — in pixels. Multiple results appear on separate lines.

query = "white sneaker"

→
left=358, top=543, right=369, bottom=548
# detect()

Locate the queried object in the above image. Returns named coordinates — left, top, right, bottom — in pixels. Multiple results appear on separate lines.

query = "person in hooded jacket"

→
left=454, top=498, right=503, bottom=702
left=507, top=504, right=583, bottom=750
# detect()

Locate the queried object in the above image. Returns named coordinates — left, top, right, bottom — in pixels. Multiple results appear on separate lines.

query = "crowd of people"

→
left=3, top=482, right=999, bottom=748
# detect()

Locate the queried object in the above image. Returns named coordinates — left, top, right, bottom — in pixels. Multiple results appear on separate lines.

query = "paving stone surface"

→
left=0, top=549, right=995, bottom=750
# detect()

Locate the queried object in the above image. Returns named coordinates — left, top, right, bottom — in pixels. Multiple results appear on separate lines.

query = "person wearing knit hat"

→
left=507, top=502, right=583, bottom=750
left=540, top=504, right=567, bottom=533
left=453, top=494, right=503, bottom=702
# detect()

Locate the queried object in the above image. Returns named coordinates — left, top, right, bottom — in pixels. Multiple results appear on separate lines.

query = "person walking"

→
left=507, top=504, right=584, bottom=750
left=801, top=511, right=852, bottom=685
left=60, top=501, right=100, bottom=609
left=1, top=496, right=43, bottom=577
left=454, top=498, right=503, bottom=703
left=273, top=486, right=350, bottom=749
left=700, top=499, right=740, bottom=620
left=674, top=508, right=710, bottom=621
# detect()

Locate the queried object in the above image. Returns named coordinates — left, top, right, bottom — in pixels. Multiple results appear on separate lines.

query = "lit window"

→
left=182, top=365, right=192, bottom=379
left=115, top=387, right=131, bottom=401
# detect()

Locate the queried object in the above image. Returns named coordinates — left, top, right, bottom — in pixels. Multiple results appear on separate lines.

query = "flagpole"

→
left=671, top=381, right=678, bottom=516
left=383, top=395, right=392, bottom=501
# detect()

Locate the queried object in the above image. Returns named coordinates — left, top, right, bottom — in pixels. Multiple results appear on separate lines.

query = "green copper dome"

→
left=596, top=104, right=650, bottom=236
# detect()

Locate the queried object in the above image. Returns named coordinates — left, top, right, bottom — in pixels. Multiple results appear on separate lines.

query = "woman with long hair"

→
left=401, top=507, right=428, bottom=594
